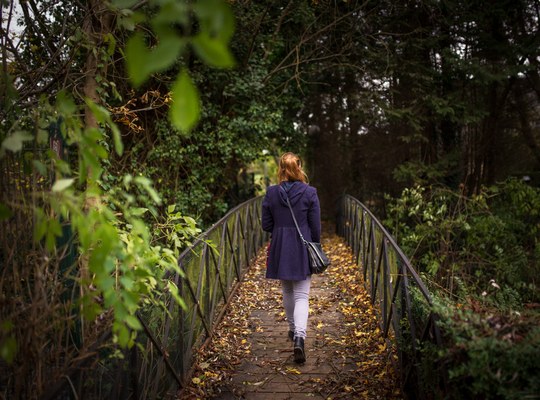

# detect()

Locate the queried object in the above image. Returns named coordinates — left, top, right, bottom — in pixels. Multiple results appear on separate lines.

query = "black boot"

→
left=293, top=337, right=306, bottom=364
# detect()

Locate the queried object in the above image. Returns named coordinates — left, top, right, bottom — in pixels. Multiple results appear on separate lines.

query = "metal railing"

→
left=39, top=196, right=268, bottom=400
left=337, top=195, right=446, bottom=399
left=135, top=195, right=268, bottom=397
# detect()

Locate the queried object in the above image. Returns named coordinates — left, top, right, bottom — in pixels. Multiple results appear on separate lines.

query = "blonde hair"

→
left=278, top=152, right=307, bottom=183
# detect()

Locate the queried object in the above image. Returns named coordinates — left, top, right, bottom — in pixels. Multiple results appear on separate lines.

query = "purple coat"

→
left=262, top=181, right=321, bottom=280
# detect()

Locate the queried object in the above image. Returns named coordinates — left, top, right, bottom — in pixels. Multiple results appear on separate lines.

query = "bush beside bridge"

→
left=385, top=179, right=540, bottom=399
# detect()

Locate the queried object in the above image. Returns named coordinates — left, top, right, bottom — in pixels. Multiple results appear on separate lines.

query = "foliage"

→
left=1, top=0, right=539, bottom=397
left=1, top=92, right=190, bottom=355
left=0, top=96, right=204, bottom=398
left=118, top=0, right=235, bottom=132
left=385, top=179, right=540, bottom=307
left=431, top=299, right=540, bottom=400
left=0, top=0, right=235, bottom=340
left=0, top=0, right=235, bottom=396
left=111, top=1, right=307, bottom=223
left=385, top=179, right=540, bottom=398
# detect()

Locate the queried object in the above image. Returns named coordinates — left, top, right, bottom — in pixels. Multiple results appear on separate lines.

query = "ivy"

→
left=0, top=0, right=238, bottom=364
left=16, top=94, right=195, bottom=349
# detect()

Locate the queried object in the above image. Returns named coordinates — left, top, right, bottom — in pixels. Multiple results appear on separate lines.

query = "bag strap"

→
left=280, top=186, right=307, bottom=245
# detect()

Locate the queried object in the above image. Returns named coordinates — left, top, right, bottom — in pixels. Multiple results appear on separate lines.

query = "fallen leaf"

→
left=199, top=362, right=209, bottom=370
left=286, top=367, right=302, bottom=375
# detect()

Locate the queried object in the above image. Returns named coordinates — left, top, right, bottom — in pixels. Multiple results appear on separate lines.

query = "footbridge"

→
left=44, top=195, right=445, bottom=400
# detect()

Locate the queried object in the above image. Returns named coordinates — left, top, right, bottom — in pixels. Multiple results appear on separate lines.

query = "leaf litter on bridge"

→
left=178, top=233, right=402, bottom=399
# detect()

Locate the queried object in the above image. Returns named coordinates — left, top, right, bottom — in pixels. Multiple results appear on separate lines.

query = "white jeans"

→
left=281, top=276, right=311, bottom=339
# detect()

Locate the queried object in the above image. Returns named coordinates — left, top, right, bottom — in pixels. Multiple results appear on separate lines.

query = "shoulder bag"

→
left=282, top=189, right=330, bottom=274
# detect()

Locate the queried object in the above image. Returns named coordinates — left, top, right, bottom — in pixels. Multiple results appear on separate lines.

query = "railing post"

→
left=178, top=267, right=186, bottom=383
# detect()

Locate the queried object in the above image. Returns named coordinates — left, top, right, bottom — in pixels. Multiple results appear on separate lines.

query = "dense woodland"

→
left=1, top=0, right=539, bottom=398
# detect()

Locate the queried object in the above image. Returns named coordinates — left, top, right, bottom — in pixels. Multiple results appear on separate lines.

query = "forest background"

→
left=1, top=0, right=539, bottom=398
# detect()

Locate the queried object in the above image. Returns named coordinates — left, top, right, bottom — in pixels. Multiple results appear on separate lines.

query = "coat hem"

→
left=265, top=274, right=311, bottom=281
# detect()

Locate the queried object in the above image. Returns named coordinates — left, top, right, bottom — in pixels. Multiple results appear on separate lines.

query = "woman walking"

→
left=261, top=152, right=322, bottom=364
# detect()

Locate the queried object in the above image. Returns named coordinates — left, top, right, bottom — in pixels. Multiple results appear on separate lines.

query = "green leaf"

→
left=120, top=276, right=134, bottom=290
left=0, top=336, right=17, bottom=364
left=125, top=32, right=184, bottom=87
left=85, top=100, right=109, bottom=124
left=192, top=33, right=235, bottom=68
left=133, top=176, right=162, bottom=205
left=118, top=15, right=136, bottom=31
left=169, top=69, right=200, bottom=133
left=131, top=207, right=148, bottom=216
left=0, top=203, right=13, bottom=221
left=36, top=128, right=49, bottom=144
left=34, top=209, right=47, bottom=242
left=167, top=281, right=187, bottom=311
left=80, top=146, right=103, bottom=181
left=95, top=274, right=115, bottom=292
left=45, top=218, right=62, bottom=251
left=104, top=32, right=117, bottom=56
left=148, top=35, right=184, bottom=73
left=123, top=290, right=140, bottom=313
left=84, top=127, right=104, bottom=142
left=152, top=2, right=189, bottom=26
left=125, top=314, right=142, bottom=330
left=85, top=100, right=123, bottom=156
left=56, top=91, right=77, bottom=115
left=125, top=33, right=150, bottom=87
left=80, top=296, right=103, bottom=321
left=52, top=178, right=75, bottom=192
left=2, top=131, right=33, bottom=152
left=116, top=323, right=131, bottom=347
left=123, top=174, right=133, bottom=188
left=111, top=123, right=124, bottom=156
left=194, top=0, right=235, bottom=42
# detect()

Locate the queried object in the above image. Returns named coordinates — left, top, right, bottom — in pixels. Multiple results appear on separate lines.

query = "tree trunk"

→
left=514, top=83, right=540, bottom=167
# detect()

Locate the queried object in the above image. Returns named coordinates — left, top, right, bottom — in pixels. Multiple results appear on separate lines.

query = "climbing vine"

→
left=0, top=0, right=234, bottom=396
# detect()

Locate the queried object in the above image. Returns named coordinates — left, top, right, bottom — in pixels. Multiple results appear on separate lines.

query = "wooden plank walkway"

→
left=179, top=234, right=402, bottom=400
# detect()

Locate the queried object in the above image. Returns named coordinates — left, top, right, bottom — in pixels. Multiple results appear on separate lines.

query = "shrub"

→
left=385, top=179, right=540, bottom=306
left=437, top=302, right=540, bottom=399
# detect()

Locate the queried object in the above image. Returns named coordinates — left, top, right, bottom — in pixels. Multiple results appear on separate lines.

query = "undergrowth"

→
left=385, top=179, right=540, bottom=399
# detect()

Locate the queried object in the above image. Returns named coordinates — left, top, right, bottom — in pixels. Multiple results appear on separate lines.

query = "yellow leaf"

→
left=286, top=367, right=301, bottom=375
left=192, top=377, right=201, bottom=385
left=205, top=371, right=219, bottom=379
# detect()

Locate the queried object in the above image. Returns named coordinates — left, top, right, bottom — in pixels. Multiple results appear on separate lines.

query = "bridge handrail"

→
left=135, top=195, right=268, bottom=397
left=342, top=195, right=433, bottom=303
left=40, top=196, right=268, bottom=400
left=337, top=194, right=445, bottom=398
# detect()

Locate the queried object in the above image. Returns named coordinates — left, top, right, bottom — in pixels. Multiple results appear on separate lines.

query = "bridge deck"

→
left=179, top=233, right=402, bottom=399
